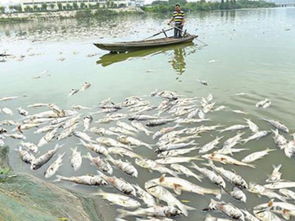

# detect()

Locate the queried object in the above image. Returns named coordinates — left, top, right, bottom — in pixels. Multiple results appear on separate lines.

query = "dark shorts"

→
left=174, top=23, right=183, bottom=38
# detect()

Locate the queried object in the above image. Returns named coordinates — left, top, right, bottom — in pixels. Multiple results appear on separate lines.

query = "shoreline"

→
left=0, top=7, right=145, bottom=23
left=0, top=3, right=277, bottom=23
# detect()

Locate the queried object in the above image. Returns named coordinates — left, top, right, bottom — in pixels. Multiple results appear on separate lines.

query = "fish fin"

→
left=173, top=183, right=182, bottom=195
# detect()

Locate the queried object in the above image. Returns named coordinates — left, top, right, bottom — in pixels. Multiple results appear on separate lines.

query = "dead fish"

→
left=90, top=127, right=119, bottom=136
left=55, top=174, right=107, bottom=186
left=232, top=110, right=247, bottom=115
left=199, top=136, right=223, bottom=154
left=153, top=125, right=179, bottom=140
left=83, top=115, right=93, bottom=131
left=266, top=164, right=283, bottom=183
left=68, top=89, right=79, bottom=96
left=248, top=183, right=286, bottom=201
left=145, top=183, right=194, bottom=216
left=73, top=131, right=93, bottom=143
left=31, top=144, right=61, bottom=170
left=97, top=171, right=136, bottom=196
left=107, top=156, right=138, bottom=177
left=156, top=140, right=195, bottom=153
left=71, top=147, right=82, bottom=171
left=48, top=104, right=65, bottom=117
left=85, top=153, right=113, bottom=174
left=241, top=148, right=275, bottom=163
left=27, top=103, right=49, bottom=108
left=204, top=199, right=245, bottom=221
left=191, top=163, right=226, bottom=188
left=204, top=214, right=232, bottom=221
left=220, top=124, right=248, bottom=133
left=128, top=114, right=158, bottom=121
left=44, top=153, right=65, bottom=178
left=118, top=135, right=152, bottom=149
left=155, top=156, right=200, bottom=165
left=38, top=128, right=58, bottom=147
left=245, top=118, right=259, bottom=133
left=131, top=121, right=152, bottom=136
left=197, top=79, right=208, bottom=86
left=264, top=182, right=295, bottom=189
left=118, top=206, right=182, bottom=218
left=80, top=82, right=91, bottom=91
left=108, top=147, right=142, bottom=159
left=57, top=123, right=77, bottom=141
left=272, top=129, right=288, bottom=149
left=20, top=141, right=38, bottom=153
left=146, top=118, right=175, bottom=127
left=133, top=184, right=156, bottom=207
left=135, top=158, right=178, bottom=177
left=2, top=107, right=13, bottom=115
left=230, top=187, right=247, bottom=202
left=157, top=147, right=198, bottom=158
left=202, top=153, right=255, bottom=168
left=80, top=140, right=108, bottom=156
left=175, top=118, right=210, bottom=124
left=17, top=107, right=29, bottom=116
left=214, top=106, right=227, bottom=112
left=0, top=96, right=18, bottom=102
left=256, top=99, right=270, bottom=108
left=117, top=121, right=138, bottom=133
left=205, top=161, right=248, bottom=189
left=5, top=133, right=26, bottom=140
left=264, top=119, right=289, bottom=133
left=170, top=164, right=202, bottom=181
left=95, top=190, right=141, bottom=208
left=279, top=189, right=295, bottom=200
left=241, top=210, right=260, bottom=221
left=17, top=146, right=35, bottom=164
left=253, top=210, right=283, bottom=221
left=96, top=137, right=130, bottom=150
left=242, top=131, right=269, bottom=144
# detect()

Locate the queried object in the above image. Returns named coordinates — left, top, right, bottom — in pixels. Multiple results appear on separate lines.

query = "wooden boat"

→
left=94, top=34, right=198, bottom=53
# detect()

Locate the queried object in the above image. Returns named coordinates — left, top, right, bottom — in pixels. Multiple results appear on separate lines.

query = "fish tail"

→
left=190, top=162, right=199, bottom=170
left=246, top=163, right=256, bottom=168
left=117, top=209, right=132, bottom=218
left=266, top=148, right=276, bottom=152
left=273, top=164, right=282, bottom=171
left=54, top=175, right=63, bottom=182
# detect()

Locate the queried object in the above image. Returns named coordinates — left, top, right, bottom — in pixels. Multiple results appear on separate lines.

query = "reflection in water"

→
left=96, top=42, right=196, bottom=71
left=169, top=47, right=186, bottom=77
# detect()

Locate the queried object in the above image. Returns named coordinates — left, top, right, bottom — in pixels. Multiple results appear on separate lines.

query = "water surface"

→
left=1, top=7, right=295, bottom=221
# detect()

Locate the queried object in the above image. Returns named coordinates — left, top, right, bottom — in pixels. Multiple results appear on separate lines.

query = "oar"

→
left=144, top=27, right=174, bottom=40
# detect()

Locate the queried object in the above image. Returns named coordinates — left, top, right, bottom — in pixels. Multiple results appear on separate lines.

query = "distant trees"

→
left=57, top=3, right=63, bottom=10
left=41, top=3, right=47, bottom=11
left=0, top=6, right=4, bottom=14
left=143, top=0, right=276, bottom=12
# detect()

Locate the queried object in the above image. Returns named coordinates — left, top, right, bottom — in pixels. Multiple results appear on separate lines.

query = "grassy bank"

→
left=142, top=0, right=276, bottom=12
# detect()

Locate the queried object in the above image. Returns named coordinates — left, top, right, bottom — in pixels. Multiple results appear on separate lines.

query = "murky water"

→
left=1, top=7, right=295, bottom=221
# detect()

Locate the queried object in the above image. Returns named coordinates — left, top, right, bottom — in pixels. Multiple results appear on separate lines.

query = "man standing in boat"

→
left=168, top=4, right=185, bottom=38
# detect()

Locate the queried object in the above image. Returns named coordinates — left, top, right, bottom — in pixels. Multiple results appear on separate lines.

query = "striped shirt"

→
left=173, top=10, right=184, bottom=24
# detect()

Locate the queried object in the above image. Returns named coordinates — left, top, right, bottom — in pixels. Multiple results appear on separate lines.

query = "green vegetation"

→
left=142, top=0, right=276, bottom=12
